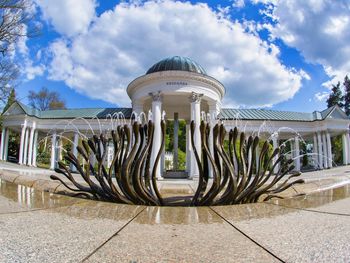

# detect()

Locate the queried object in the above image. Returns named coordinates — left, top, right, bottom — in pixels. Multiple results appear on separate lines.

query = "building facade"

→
left=1, top=56, right=350, bottom=178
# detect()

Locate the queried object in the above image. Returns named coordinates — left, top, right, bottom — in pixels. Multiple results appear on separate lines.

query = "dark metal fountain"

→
left=51, top=120, right=304, bottom=206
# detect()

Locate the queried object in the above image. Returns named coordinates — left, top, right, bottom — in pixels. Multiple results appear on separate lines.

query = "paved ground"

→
left=0, top=161, right=350, bottom=262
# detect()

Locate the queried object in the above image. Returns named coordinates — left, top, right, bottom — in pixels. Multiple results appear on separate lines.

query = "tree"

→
left=0, top=87, right=15, bottom=129
left=0, top=60, right=19, bottom=106
left=0, top=0, right=38, bottom=108
left=28, top=87, right=66, bottom=111
left=0, top=0, right=36, bottom=55
left=343, top=75, right=350, bottom=116
left=2, top=87, right=15, bottom=113
left=326, top=81, right=343, bottom=108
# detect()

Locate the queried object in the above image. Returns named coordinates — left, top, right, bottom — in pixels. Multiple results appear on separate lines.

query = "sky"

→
left=13, top=0, right=350, bottom=112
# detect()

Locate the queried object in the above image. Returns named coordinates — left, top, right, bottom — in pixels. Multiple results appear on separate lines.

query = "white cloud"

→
left=35, top=0, right=96, bottom=37
left=14, top=24, right=45, bottom=80
left=314, top=91, right=329, bottom=102
left=232, top=0, right=245, bottom=8
left=258, top=0, right=350, bottom=87
left=24, top=61, right=45, bottom=80
left=47, top=0, right=306, bottom=107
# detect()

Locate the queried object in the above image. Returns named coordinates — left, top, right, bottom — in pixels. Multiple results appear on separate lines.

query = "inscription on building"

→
left=166, top=81, right=188, bottom=86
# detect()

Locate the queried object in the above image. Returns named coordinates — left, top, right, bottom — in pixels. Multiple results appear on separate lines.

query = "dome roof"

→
left=146, top=56, right=207, bottom=75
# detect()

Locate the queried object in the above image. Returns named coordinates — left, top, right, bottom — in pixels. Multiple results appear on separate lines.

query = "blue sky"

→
left=14, top=0, right=350, bottom=112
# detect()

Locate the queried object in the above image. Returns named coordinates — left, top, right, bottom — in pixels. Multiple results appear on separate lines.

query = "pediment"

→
left=325, top=107, right=349, bottom=120
left=2, top=102, right=26, bottom=116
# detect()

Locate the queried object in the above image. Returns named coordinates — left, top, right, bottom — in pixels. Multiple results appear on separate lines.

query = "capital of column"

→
left=189, top=92, right=203, bottom=103
left=149, top=91, right=162, bottom=102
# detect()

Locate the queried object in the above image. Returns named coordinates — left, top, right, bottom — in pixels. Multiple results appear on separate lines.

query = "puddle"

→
left=269, top=184, right=350, bottom=209
left=0, top=179, right=81, bottom=209
left=0, top=177, right=349, bottom=223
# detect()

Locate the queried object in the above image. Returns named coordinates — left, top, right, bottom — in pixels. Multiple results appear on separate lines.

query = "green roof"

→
left=146, top=56, right=207, bottom=75
left=15, top=102, right=132, bottom=119
left=219, top=106, right=348, bottom=122
left=7, top=102, right=348, bottom=122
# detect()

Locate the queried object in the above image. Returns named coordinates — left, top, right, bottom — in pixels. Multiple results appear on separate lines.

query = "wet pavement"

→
left=1, top=160, right=350, bottom=203
left=0, top=175, right=349, bottom=262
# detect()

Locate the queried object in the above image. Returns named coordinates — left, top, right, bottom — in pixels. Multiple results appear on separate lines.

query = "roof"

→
left=219, top=105, right=349, bottom=122
left=146, top=56, right=207, bottom=75
left=9, top=101, right=132, bottom=119
left=4, top=101, right=349, bottom=122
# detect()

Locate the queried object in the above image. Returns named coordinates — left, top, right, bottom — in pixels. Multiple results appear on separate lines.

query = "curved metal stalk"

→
left=52, top=118, right=304, bottom=206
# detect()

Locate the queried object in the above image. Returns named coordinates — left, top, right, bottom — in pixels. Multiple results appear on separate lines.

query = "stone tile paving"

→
left=212, top=198, right=350, bottom=262
left=0, top=180, right=144, bottom=263
left=213, top=204, right=350, bottom=263
left=85, top=206, right=279, bottom=263
left=1, top=161, right=350, bottom=262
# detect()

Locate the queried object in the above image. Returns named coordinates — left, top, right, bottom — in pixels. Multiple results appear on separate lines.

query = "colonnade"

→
left=0, top=122, right=38, bottom=166
left=312, top=131, right=334, bottom=169
left=149, top=91, right=206, bottom=178
left=0, top=127, right=9, bottom=162
left=1, top=107, right=350, bottom=178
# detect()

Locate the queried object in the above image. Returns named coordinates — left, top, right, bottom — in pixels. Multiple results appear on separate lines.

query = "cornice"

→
left=127, top=71, right=225, bottom=99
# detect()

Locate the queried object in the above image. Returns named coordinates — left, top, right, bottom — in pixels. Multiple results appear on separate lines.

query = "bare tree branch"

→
left=28, top=87, right=66, bottom=111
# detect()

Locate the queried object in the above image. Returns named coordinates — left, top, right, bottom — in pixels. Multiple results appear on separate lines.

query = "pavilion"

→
left=1, top=56, right=349, bottom=178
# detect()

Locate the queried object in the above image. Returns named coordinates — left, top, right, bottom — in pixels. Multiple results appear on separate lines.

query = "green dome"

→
left=146, top=56, right=207, bottom=75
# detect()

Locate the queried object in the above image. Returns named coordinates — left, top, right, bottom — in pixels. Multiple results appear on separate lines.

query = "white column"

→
left=326, top=132, right=333, bottom=168
left=71, top=132, right=79, bottom=172
left=161, top=146, right=166, bottom=174
left=342, top=133, right=348, bottom=165
left=313, top=133, right=318, bottom=168
left=317, top=132, right=323, bottom=169
left=346, top=132, right=350, bottom=164
left=3, top=129, right=9, bottom=161
left=272, top=135, right=279, bottom=174
left=50, top=132, right=57, bottom=170
left=150, top=92, right=162, bottom=179
left=189, top=92, right=203, bottom=178
left=0, top=128, right=6, bottom=160
left=27, top=123, right=36, bottom=166
left=58, top=138, right=63, bottom=161
left=255, top=140, right=260, bottom=174
left=186, top=123, right=191, bottom=173
left=322, top=132, right=328, bottom=168
left=208, top=104, right=218, bottom=178
left=32, top=130, right=38, bottom=167
left=107, top=140, right=114, bottom=168
left=23, top=128, right=29, bottom=165
left=18, top=120, right=27, bottom=164
left=294, top=137, right=301, bottom=171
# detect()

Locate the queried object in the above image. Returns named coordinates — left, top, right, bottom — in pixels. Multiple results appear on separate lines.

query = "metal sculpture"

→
left=51, top=121, right=165, bottom=205
left=51, top=120, right=304, bottom=206
left=190, top=120, right=304, bottom=206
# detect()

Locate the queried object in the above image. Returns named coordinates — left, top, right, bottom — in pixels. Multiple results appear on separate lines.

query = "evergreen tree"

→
left=0, top=88, right=16, bottom=129
left=326, top=81, right=343, bottom=108
left=343, top=75, right=350, bottom=116
left=2, top=88, right=16, bottom=114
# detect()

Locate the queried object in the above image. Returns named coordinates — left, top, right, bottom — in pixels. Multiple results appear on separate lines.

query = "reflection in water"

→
left=272, top=184, right=350, bottom=208
left=137, top=206, right=221, bottom=225
left=0, top=178, right=349, bottom=224
left=0, top=179, right=78, bottom=209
